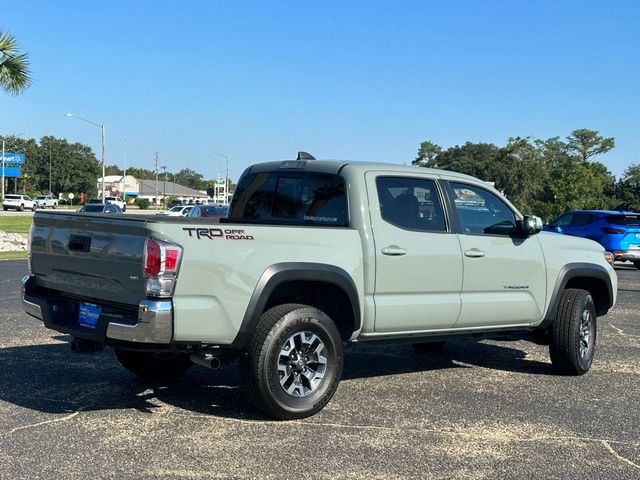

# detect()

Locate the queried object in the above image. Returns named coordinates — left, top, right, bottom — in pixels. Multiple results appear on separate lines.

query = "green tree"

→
left=615, top=163, right=640, bottom=211
left=105, top=164, right=124, bottom=176
left=428, top=142, right=503, bottom=184
left=566, top=129, right=615, bottom=162
left=412, top=141, right=442, bottom=167
left=9, top=135, right=101, bottom=197
left=173, top=168, right=205, bottom=190
left=412, top=129, right=618, bottom=221
left=0, top=30, right=31, bottom=95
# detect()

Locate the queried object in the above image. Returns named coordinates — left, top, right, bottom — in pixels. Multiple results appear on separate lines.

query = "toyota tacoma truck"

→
left=22, top=156, right=617, bottom=419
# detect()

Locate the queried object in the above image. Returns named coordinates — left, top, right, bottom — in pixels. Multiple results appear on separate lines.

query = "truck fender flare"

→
left=539, top=262, right=613, bottom=329
left=230, top=262, right=361, bottom=350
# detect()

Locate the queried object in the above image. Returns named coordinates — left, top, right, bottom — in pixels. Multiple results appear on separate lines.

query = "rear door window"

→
left=571, top=213, right=597, bottom=226
left=229, top=172, right=348, bottom=226
left=376, top=176, right=446, bottom=232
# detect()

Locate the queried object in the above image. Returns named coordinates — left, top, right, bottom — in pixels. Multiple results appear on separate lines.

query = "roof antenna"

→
left=297, top=151, right=316, bottom=161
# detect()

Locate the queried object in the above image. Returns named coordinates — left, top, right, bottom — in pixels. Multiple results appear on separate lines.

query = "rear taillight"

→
left=602, top=227, right=625, bottom=234
left=144, top=238, right=182, bottom=297
left=27, top=223, right=34, bottom=274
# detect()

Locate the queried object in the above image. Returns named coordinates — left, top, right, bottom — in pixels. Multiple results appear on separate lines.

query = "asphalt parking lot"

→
left=0, top=260, right=638, bottom=479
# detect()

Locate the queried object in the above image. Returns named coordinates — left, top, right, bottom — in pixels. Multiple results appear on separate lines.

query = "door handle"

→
left=464, top=248, right=486, bottom=258
left=381, top=245, right=407, bottom=256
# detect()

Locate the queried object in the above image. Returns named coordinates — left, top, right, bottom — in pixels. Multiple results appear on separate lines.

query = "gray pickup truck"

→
left=22, top=156, right=617, bottom=419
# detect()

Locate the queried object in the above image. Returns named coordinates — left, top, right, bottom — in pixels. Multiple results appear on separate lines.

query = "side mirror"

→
left=518, top=215, right=543, bottom=237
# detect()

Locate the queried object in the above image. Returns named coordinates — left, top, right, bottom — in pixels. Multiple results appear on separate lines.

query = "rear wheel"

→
left=113, top=348, right=192, bottom=380
left=240, top=303, right=344, bottom=420
left=18, top=204, right=24, bottom=212
left=549, top=289, right=596, bottom=375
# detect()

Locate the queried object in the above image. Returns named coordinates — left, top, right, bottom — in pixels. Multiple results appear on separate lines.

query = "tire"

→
left=32, top=205, right=36, bottom=212
left=240, top=303, right=344, bottom=420
left=122, top=205, right=126, bottom=212
left=2, top=207, right=7, bottom=211
left=412, top=341, right=446, bottom=353
left=113, top=348, right=192, bottom=381
left=52, top=203, right=57, bottom=209
left=549, top=289, right=597, bottom=375
left=634, top=260, right=640, bottom=270
left=18, top=204, right=24, bottom=212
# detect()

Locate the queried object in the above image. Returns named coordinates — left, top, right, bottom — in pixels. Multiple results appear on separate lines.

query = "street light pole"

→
left=1, top=140, right=4, bottom=201
left=123, top=136, right=127, bottom=202
left=66, top=113, right=106, bottom=199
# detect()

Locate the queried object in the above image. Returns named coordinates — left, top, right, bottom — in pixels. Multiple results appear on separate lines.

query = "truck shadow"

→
left=0, top=339, right=551, bottom=420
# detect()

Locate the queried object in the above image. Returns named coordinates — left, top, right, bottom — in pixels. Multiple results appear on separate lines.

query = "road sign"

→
left=68, top=193, right=75, bottom=200
left=0, top=166, right=21, bottom=178
left=1, top=153, right=25, bottom=165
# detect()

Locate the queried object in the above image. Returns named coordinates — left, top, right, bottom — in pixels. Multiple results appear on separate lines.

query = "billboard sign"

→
left=1, top=153, right=25, bottom=165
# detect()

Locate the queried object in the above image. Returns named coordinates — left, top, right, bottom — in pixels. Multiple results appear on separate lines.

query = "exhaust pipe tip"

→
left=190, top=352, right=221, bottom=370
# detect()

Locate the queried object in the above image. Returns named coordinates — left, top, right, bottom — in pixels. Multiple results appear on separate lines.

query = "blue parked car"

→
left=544, top=210, right=640, bottom=268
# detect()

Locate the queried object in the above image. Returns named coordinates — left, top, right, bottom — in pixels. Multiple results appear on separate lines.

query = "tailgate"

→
left=31, top=212, right=148, bottom=306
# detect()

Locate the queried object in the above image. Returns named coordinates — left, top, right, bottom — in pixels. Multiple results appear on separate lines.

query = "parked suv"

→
left=2, top=194, right=36, bottom=212
left=104, top=196, right=126, bottom=212
left=34, top=195, right=58, bottom=209
left=545, top=210, right=640, bottom=268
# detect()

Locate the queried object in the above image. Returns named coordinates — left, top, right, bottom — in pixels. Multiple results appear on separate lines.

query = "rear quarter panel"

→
left=147, top=223, right=364, bottom=344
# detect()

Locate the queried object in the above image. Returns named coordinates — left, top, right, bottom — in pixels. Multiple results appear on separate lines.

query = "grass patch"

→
left=0, top=251, right=27, bottom=260
left=0, top=216, right=33, bottom=233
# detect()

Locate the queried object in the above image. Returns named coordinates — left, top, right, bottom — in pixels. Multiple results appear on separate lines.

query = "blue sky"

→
left=1, top=1, right=639, bottom=180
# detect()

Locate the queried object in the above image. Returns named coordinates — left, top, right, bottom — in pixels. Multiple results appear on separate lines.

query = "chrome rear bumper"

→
left=21, top=275, right=173, bottom=344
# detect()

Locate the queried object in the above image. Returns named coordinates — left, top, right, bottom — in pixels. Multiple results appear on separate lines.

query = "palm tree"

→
left=0, top=30, right=31, bottom=95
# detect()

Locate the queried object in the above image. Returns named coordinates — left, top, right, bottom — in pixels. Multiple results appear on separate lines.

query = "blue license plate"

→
left=78, top=303, right=101, bottom=329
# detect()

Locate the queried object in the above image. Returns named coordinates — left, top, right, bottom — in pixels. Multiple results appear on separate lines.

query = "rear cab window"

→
left=229, top=171, right=348, bottom=226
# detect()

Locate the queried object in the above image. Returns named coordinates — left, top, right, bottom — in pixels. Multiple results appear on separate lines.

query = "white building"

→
left=97, top=175, right=210, bottom=204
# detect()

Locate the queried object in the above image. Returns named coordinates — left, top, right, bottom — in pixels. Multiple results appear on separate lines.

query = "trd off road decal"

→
left=183, top=227, right=255, bottom=241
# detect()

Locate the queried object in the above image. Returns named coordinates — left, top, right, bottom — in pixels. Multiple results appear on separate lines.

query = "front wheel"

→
left=634, top=260, right=640, bottom=269
left=240, top=304, right=344, bottom=420
left=113, top=348, right=192, bottom=381
left=549, top=289, right=596, bottom=375
left=32, top=205, right=36, bottom=212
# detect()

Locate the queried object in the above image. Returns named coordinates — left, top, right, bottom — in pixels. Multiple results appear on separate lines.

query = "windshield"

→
left=35, top=196, right=46, bottom=200
left=169, top=206, right=183, bottom=212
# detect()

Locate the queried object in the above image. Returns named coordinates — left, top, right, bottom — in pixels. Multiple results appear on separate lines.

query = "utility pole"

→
left=49, top=141, right=52, bottom=195
left=161, top=165, right=167, bottom=203
left=154, top=152, right=159, bottom=210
